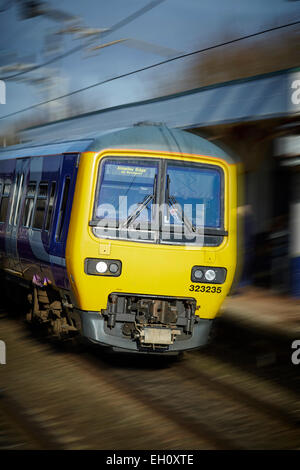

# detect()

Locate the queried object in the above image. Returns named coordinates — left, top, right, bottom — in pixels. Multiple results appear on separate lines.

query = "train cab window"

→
left=23, top=182, right=37, bottom=227
left=56, top=177, right=70, bottom=241
left=161, top=162, right=223, bottom=245
left=94, top=158, right=158, bottom=226
left=32, top=182, right=48, bottom=230
left=8, top=173, right=24, bottom=226
left=0, top=182, right=3, bottom=221
left=0, top=182, right=11, bottom=223
left=13, top=173, right=24, bottom=226
left=92, top=157, right=224, bottom=246
left=165, top=163, right=222, bottom=228
left=45, top=182, right=56, bottom=232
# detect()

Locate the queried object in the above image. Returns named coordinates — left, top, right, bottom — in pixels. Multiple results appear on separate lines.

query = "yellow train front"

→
left=66, top=125, right=238, bottom=353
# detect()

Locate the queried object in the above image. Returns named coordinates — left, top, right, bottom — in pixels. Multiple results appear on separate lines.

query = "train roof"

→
left=0, top=124, right=235, bottom=164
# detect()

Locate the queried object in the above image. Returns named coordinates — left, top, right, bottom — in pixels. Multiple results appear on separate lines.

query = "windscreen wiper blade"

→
left=167, top=175, right=226, bottom=237
left=168, top=196, right=228, bottom=237
left=168, top=195, right=197, bottom=234
left=121, top=194, right=153, bottom=229
left=121, top=175, right=157, bottom=229
left=166, top=175, right=197, bottom=234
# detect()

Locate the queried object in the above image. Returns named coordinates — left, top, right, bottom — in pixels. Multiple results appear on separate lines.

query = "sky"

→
left=0, top=0, right=299, bottom=132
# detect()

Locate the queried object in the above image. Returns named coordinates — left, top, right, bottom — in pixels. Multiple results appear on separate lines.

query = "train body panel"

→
left=66, top=149, right=237, bottom=320
left=0, top=125, right=239, bottom=354
left=0, top=151, right=78, bottom=290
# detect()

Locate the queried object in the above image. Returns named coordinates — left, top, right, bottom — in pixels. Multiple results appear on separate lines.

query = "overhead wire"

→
left=0, top=0, right=167, bottom=80
left=0, top=19, right=299, bottom=121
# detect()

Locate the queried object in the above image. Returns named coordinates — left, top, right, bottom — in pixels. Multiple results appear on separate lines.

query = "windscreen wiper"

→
left=166, top=175, right=197, bottom=234
left=168, top=194, right=197, bottom=234
left=121, top=176, right=157, bottom=229
left=166, top=176, right=228, bottom=237
left=168, top=194, right=228, bottom=237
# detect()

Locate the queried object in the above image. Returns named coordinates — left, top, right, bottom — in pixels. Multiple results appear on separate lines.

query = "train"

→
left=0, top=123, right=238, bottom=354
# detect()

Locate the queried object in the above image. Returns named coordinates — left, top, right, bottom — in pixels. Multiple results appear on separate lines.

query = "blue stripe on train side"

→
left=291, top=256, right=300, bottom=298
left=0, top=152, right=78, bottom=291
left=37, top=153, right=78, bottom=289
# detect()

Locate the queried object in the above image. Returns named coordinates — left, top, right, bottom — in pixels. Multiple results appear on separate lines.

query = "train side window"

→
left=0, top=182, right=11, bottom=223
left=0, top=183, right=2, bottom=217
left=23, top=182, right=37, bottom=227
left=13, top=173, right=24, bottom=226
left=56, top=177, right=70, bottom=241
left=32, top=182, right=48, bottom=230
left=9, top=174, right=19, bottom=225
left=45, top=182, right=56, bottom=231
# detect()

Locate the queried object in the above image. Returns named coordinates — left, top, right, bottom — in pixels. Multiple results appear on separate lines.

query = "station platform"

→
left=221, top=287, right=300, bottom=340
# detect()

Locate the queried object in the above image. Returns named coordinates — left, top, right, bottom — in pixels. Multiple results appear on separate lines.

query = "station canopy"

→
left=19, top=67, right=300, bottom=145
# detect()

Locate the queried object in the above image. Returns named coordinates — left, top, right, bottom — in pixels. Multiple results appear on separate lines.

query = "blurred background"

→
left=0, top=0, right=300, bottom=451
left=0, top=0, right=300, bottom=296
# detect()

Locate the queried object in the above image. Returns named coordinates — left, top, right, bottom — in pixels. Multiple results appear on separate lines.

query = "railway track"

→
left=0, top=316, right=217, bottom=450
left=0, top=314, right=299, bottom=449
left=0, top=391, right=64, bottom=450
left=0, top=401, right=37, bottom=450
left=180, top=354, right=300, bottom=428
left=79, top=347, right=300, bottom=450
left=73, top=350, right=239, bottom=450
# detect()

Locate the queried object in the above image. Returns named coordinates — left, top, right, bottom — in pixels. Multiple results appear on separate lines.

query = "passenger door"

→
left=50, top=154, right=78, bottom=260
left=6, top=158, right=29, bottom=274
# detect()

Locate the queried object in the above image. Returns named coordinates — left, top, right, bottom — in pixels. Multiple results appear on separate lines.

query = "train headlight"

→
left=85, top=259, right=122, bottom=277
left=96, top=261, right=108, bottom=273
left=205, top=269, right=216, bottom=281
left=191, top=266, right=227, bottom=284
left=109, top=263, right=119, bottom=274
left=194, top=269, right=203, bottom=280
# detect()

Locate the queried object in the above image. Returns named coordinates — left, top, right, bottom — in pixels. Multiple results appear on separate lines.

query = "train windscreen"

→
left=92, top=157, right=224, bottom=246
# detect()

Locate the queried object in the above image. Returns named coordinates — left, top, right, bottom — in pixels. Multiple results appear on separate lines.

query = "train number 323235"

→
left=189, top=285, right=222, bottom=293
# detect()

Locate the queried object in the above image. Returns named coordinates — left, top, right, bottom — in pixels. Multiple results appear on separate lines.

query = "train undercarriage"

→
left=1, top=277, right=212, bottom=353
left=101, top=294, right=198, bottom=352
